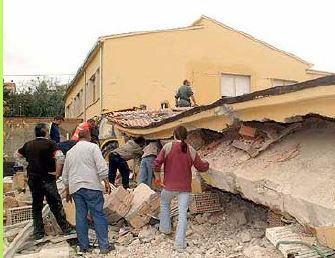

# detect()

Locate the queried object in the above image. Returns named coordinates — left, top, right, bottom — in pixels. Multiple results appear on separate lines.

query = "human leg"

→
left=84, top=189, right=109, bottom=252
left=175, top=192, right=190, bottom=249
left=28, top=177, right=45, bottom=239
left=72, top=189, right=90, bottom=251
left=159, top=189, right=175, bottom=234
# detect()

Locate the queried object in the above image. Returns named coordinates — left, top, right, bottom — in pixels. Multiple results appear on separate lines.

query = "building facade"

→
left=65, top=16, right=331, bottom=119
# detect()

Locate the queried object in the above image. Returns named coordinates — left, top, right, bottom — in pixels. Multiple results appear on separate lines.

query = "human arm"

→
left=93, top=145, right=110, bottom=183
left=153, top=147, right=167, bottom=186
left=62, top=157, right=72, bottom=202
left=54, top=150, right=65, bottom=178
left=193, top=153, right=209, bottom=172
left=191, top=95, right=197, bottom=106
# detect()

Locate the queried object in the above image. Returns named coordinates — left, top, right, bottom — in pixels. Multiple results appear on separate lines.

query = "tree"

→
left=4, top=78, right=66, bottom=117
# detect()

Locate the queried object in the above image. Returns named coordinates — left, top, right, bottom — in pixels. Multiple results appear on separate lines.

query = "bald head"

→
left=78, top=128, right=91, bottom=141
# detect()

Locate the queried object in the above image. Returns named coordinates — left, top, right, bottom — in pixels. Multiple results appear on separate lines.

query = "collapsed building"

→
left=99, top=75, right=335, bottom=229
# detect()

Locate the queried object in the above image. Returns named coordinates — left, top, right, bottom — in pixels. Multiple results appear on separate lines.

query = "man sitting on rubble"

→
left=62, top=129, right=113, bottom=255
left=175, top=80, right=197, bottom=107
left=16, top=123, right=73, bottom=240
left=108, top=136, right=145, bottom=189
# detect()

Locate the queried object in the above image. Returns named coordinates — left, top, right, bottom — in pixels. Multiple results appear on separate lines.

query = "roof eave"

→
left=65, top=40, right=103, bottom=96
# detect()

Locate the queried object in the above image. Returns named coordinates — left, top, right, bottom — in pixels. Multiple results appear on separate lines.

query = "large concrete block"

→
left=125, top=183, right=160, bottom=229
left=104, top=186, right=133, bottom=217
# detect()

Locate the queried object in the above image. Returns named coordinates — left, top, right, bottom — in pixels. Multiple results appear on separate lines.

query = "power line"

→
left=4, top=73, right=75, bottom=77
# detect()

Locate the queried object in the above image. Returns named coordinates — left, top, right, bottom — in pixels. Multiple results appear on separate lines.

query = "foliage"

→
left=4, top=78, right=66, bottom=117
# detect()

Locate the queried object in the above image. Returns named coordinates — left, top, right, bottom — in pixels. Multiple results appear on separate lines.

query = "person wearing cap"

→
left=71, top=119, right=98, bottom=142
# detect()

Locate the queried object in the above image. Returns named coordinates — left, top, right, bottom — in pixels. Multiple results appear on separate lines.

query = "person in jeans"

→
left=139, top=141, right=161, bottom=187
left=62, top=129, right=113, bottom=254
left=16, top=123, right=72, bottom=240
left=108, top=137, right=145, bottom=188
left=154, top=126, right=209, bottom=250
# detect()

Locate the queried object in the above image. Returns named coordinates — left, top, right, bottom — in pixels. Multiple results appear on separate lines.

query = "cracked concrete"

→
left=199, top=117, right=335, bottom=227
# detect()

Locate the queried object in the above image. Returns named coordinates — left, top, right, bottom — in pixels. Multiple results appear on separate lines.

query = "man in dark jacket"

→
left=16, top=123, right=72, bottom=240
left=50, top=116, right=64, bottom=143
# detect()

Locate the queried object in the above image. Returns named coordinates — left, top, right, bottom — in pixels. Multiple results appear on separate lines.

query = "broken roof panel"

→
left=106, top=75, right=335, bottom=130
left=105, top=109, right=181, bottom=128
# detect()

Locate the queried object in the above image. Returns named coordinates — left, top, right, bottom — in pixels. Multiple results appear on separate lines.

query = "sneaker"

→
left=76, top=246, right=93, bottom=255
left=63, top=228, right=76, bottom=235
left=100, top=244, right=115, bottom=255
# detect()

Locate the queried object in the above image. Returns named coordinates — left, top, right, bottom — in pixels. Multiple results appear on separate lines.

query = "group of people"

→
left=16, top=82, right=208, bottom=254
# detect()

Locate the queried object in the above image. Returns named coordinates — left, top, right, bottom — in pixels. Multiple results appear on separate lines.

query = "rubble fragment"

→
left=125, top=184, right=160, bottom=229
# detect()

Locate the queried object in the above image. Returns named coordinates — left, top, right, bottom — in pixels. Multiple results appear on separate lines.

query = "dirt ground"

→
left=81, top=192, right=282, bottom=258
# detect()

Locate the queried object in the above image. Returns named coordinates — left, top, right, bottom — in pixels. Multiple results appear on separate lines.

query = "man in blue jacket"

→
left=50, top=116, right=64, bottom=143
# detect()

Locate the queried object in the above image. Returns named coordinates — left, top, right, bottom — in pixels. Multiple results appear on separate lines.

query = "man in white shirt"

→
left=62, top=129, right=113, bottom=254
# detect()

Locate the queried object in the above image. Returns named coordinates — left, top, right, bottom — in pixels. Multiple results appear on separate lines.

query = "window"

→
left=272, top=79, right=297, bottom=87
left=86, top=69, right=100, bottom=106
left=221, top=73, right=251, bottom=97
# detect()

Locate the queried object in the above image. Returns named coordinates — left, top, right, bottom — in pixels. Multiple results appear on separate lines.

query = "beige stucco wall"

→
left=65, top=48, right=101, bottom=119
left=66, top=17, right=328, bottom=118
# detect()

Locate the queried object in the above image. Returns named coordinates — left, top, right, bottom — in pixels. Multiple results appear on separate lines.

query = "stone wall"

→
left=3, top=117, right=82, bottom=162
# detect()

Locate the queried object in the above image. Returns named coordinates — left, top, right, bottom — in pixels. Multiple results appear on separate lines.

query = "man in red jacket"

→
left=154, top=126, right=209, bottom=250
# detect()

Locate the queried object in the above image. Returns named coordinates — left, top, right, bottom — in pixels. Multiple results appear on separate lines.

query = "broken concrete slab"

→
left=14, top=241, right=71, bottom=258
left=13, top=172, right=27, bottom=191
left=125, top=183, right=160, bottom=229
left=104, top=186, right=133, bottom=218
left=200, top=118, right=335, bottom=228
left=315, top=226, right=335, bottom=250
left=266, top=225, right=335, bottom=258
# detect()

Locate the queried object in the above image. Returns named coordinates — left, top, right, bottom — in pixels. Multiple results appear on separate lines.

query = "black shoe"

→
left=77, top=247, right=93, bottom=255
left=33, top=233, right=45, bottom=241
left=100, top=244, right=115, bottom=255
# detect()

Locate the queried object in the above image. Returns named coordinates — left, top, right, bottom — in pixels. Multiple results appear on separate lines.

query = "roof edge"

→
left=65, top=24, right=204, bottom=98
left=99, top=25, right=204, bottom=41
left=116, top=75, right=335, bottom=130
left=306, top=68, right=334, bottom=76
left=65, top=41, right=102, bottom=97
left=193, top=15, right=313, bottom=67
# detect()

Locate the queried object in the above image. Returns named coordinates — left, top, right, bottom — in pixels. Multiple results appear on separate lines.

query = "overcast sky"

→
left=4, top=0, right=335, bottom=85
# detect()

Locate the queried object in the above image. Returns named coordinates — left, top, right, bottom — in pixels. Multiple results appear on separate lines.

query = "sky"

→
left=4, top=0, right=335, bottom=86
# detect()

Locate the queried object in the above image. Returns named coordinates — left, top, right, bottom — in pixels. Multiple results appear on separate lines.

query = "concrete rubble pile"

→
left=86, top=191, right=287, bottom=258
left=190, top=116, right=335, bottom=228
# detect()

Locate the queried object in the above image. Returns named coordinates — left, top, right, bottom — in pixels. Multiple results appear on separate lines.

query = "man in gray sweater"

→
left=63, top=129, right=113, bottom=254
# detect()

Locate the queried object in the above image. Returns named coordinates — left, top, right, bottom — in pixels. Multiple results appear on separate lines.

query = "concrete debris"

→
left=14, top=241, right=71, bottom=258
left=315, top=226, right=335, bottom=250
left=90, top=191, right=282, bottom=258
left=189, top=191, right=222, bottom=214
left=12, top=172, right=27, bottom=191
left=104, top=186, right=133, bottom=217
left=199, top=117, right=335, bottom=228
left=125, top=183, right=160, bottom=229
left=239, top=124, right=257, bottom=138
left=266, top=225, right=335, bottom=258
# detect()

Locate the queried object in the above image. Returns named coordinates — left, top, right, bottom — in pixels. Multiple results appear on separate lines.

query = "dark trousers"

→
left=28, top=177, right=69, bottom=236
left=108, top=153, right=130, bottom=189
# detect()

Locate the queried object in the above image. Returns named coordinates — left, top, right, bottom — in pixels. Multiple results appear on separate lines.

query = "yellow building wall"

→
left=65, top=49, right=101, bottom=119
left=65, top=75, right=85, bottom=118
left=67, top=18, right=328, bottom=118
